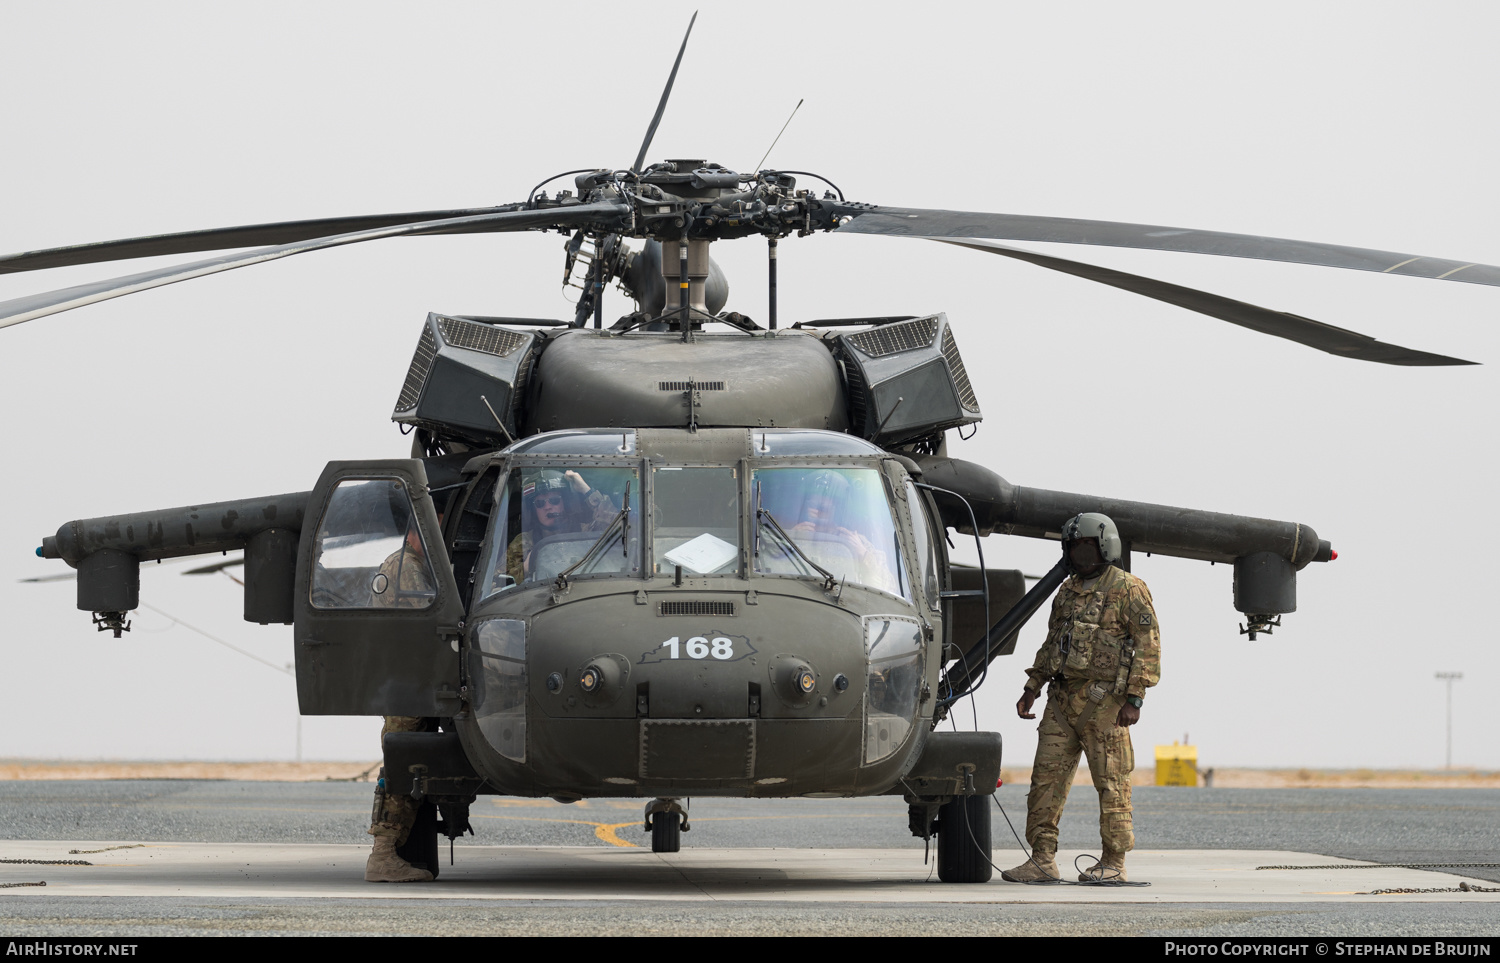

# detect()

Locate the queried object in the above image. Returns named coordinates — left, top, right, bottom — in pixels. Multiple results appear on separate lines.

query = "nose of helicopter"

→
left=461, top=588, right=923, bottom=796
left=526, top=591, right=865, bottom=722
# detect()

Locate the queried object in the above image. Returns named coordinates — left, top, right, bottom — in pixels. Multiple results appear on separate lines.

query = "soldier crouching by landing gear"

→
left=1001, top=513, right=1161, bottom=884
left=366, top=715, right=432, bottom=883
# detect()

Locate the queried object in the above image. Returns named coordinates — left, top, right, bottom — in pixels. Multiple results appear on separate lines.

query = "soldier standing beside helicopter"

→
left=1001, top=513, right=1161, bottom=884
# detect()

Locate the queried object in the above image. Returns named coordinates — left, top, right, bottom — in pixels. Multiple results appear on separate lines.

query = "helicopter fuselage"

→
left=294, top=426, right=951, bottom=801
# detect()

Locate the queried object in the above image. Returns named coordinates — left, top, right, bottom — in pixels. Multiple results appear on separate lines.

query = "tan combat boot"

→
left=365, top=836, right=434, bottom=883
left=1078, top=848, right=1127, bottom=882
left=1000, top=847, right=1059, bottom=883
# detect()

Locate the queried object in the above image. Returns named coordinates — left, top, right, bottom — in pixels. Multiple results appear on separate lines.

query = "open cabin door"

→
left=294, top=460, right=464, bottom=716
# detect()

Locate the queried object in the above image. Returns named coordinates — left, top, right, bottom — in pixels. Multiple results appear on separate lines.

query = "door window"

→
left=310, top=478, right=436, bottom=610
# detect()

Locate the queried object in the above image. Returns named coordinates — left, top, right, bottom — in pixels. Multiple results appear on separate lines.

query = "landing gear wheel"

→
left=650, top=811, right=682, bottom=853
left=937, top=794, right=992, bottom=883
left=397, top=800, right=441, bottom=880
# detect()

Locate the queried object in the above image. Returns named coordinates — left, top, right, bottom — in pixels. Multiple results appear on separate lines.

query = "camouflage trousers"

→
left=1024, top=679, right=1136, bottom=854
left=368, top=716, right=423, bottom=843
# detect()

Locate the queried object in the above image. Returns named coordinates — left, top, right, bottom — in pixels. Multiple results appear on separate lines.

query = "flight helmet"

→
left=1061, top=512, right=1122, bottom=565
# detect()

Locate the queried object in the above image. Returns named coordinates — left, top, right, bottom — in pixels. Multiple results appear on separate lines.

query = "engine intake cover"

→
left=837, top=313, right=981, bottom=445
left=392, top=314, right=538, bottom=445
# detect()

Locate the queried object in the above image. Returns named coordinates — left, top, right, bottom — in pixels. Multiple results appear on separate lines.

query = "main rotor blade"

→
left=939, top=238, right=1476, bottom=366
left=838, top=207, right=1500, bottom=288
left=633, top=11, right=697, bottom=172
left=0, top=206, right=540, bottom=276
left=0, top=201, right=629, bottom=330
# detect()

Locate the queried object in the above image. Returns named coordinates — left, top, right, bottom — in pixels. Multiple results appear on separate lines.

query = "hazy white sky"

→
left=1, top=1, right=1495, bottom=768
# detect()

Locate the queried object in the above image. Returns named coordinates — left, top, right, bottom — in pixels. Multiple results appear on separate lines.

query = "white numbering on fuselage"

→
left=660, top=636, right=734, bottom=660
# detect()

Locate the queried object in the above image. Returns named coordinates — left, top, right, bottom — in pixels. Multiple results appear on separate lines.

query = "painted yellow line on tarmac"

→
left=472, top=812, right=641, bottom=847
left=593, top=822, right=639, bottom=848
left=471, top=809, right=902, bottom=850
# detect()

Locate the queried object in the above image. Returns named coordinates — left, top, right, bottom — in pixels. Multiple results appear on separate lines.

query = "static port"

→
left=833, top=674, right=849, bottom=692
left=546, top=672, right=563, bottom=693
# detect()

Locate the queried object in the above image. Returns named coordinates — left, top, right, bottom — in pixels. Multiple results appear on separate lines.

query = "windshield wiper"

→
left=555, top=481, right=631, bottom=589
left=755, top=503, right=837, bottom=592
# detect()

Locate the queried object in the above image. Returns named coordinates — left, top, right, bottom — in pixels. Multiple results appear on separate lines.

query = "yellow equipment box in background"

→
left=1155, top=742, right=1198, bottom=786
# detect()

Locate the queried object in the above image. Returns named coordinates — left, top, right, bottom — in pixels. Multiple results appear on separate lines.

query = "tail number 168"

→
left=661, top=636, right=734, bottom=660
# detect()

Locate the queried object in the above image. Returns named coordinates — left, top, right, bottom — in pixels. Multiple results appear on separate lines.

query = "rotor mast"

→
left=663, top=237, right=712, bottom=319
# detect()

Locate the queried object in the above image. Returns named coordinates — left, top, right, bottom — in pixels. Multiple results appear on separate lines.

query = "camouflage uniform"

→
left=1021, top=564, right=1160, bottom=856
left=371, top=542, right=436, bottom=608
left=368, top=543, right=437, bottom=843
left=369, top=715, right=425, bottom=842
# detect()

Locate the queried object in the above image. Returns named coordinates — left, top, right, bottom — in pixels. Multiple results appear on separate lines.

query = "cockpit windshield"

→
left=752, top=467, right=905, bottom=598
left=477, top=465, right=639, bottom=599
left=470, top=445, right=908, bottom=601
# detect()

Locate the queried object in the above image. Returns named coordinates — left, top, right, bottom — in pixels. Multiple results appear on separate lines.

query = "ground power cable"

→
left=989, top=794, right=1149, bottom=887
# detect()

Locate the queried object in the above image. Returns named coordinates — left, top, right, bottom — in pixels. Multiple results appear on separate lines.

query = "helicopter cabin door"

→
left=294, top=460, right=464, bottom=716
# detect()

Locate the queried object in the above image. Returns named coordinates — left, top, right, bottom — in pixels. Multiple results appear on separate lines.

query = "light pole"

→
left=286, top=662, right=302, bottom=763
left=1435, top=672, right=1463, bottom=769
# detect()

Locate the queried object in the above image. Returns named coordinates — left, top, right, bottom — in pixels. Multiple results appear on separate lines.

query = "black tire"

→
left=937, top=794, right=992, bottom=883
left=397, top=800, right=441, bottom=880
left=650, top=811, right=682, bottom=853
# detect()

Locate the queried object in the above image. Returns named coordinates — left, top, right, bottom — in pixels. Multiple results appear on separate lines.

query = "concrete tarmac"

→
left=1, top=782, right=1497, bottom=936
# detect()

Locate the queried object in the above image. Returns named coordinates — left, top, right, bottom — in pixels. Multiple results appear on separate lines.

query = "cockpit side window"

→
left=904, top=480, right=940, bottom=611
left=752, top=467, right=906, bottom=598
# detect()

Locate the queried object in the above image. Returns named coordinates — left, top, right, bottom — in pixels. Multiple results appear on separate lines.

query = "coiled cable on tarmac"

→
left=988, top=794, right=1150, bottom=886
left=992, top=793, right=1062, bottom=882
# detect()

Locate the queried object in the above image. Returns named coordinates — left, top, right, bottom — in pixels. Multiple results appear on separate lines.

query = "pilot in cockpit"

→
left=504, top=469, right=617, bottom=583
left=765, top=469, right=900, bottom=595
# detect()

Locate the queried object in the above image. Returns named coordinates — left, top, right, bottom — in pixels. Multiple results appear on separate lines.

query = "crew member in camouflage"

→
left=364, top=522, right=440, bottom=882
left=504, top=469, right=619, bottom=583
left=1001, top=513, right=1160, bottom=884
left=369, top=521, right=437, bottom=608
left=366, top=716, right=432, bottom=882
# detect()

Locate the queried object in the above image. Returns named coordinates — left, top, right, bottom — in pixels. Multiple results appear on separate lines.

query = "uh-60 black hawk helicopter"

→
left=7, top=17, right=1495, bottom=885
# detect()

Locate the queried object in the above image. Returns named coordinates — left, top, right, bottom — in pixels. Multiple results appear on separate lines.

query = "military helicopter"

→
left=7, top=14, right=1496, bottom=885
